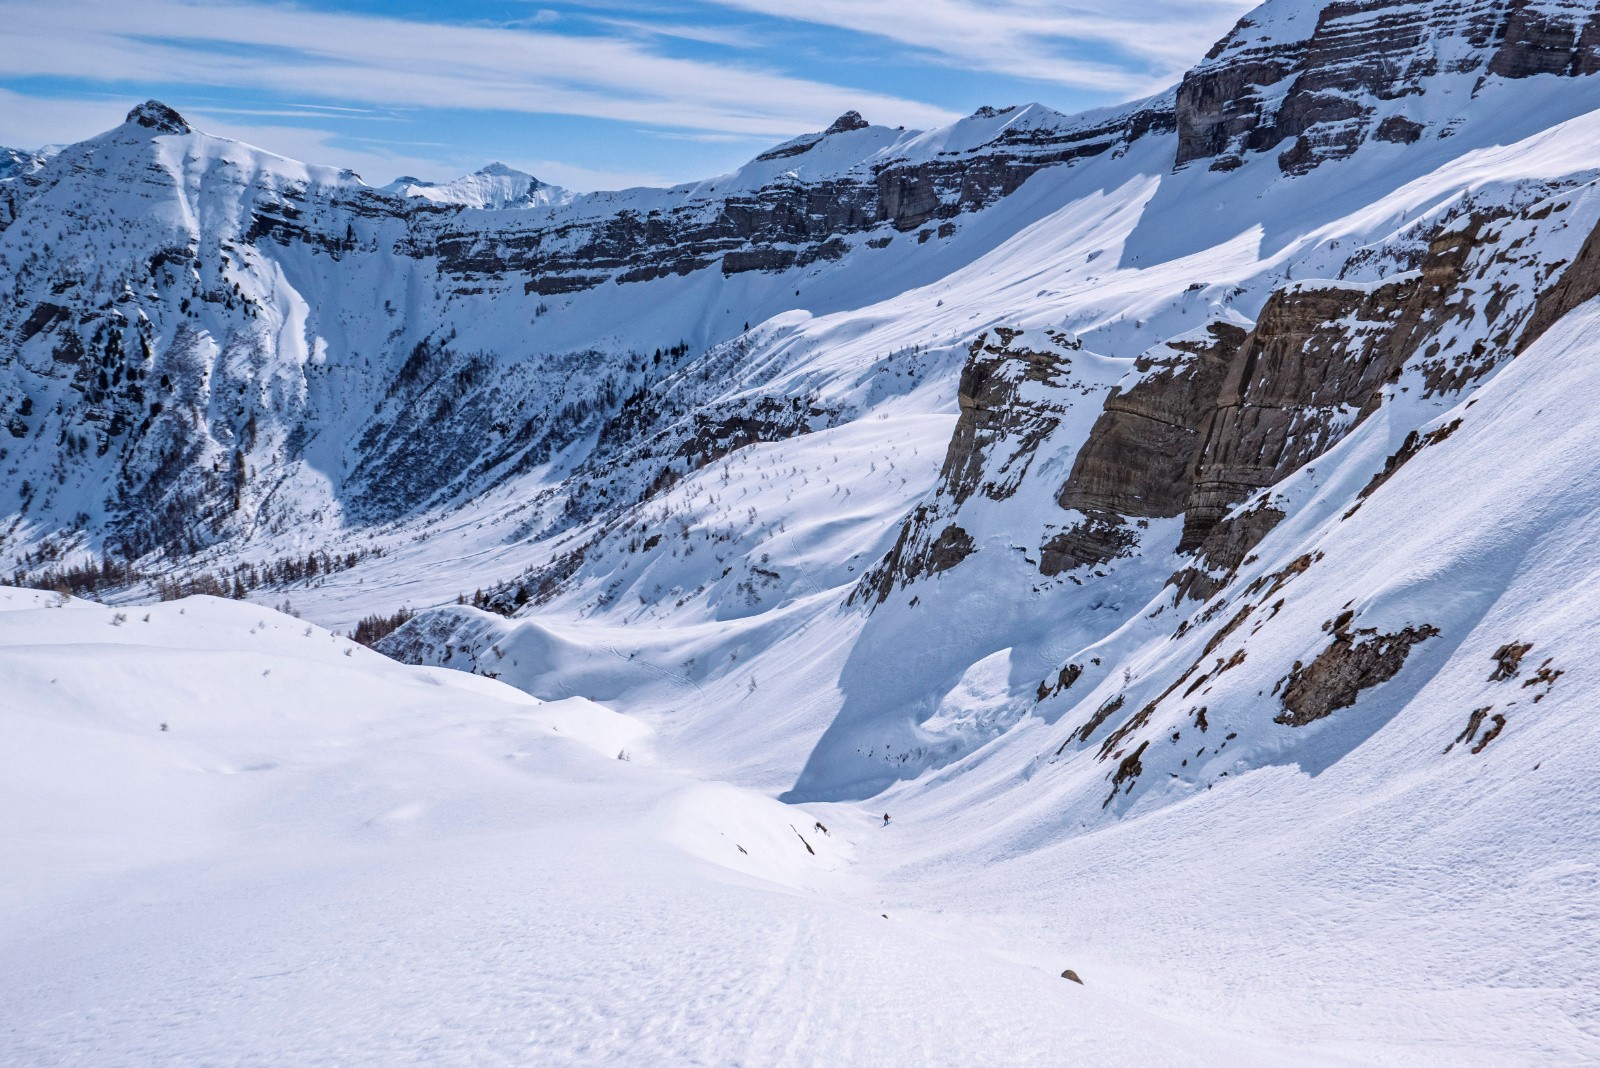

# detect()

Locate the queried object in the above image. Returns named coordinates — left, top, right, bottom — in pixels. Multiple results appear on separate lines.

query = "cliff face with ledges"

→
left=1177, top=0, right=1600, bottom=174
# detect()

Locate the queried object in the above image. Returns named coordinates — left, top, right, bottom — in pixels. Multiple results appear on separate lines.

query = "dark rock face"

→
left=1104, top=739, right=1151, bottom=806
left=1518, top=206, right=1600, bottom=353
left=942, top=328, right=1078, bottom=507
left=1405, top=213, right=1518, bottom=396
left=826, top=111, right=871, bottom=135
left=1351, top=417, right=1462, bottom=507
left=1179, top=211, right=1508, bottom=551
left=1175, top=0, right=1600, bottom=174
left=923, top=525, right=977, bottom=574
left=1180, top=276, right=1419, bottom=548
left=1039, top=513, right=1137, bottom=576
left=857, top=511, right=976, bottom=604
left=1488, top=641, right=1533, bottom=682
left=1276, top=619, right=1439, bottom=726
left=1373, top=115, right=1425, bottom=143
left=1058, top=321, right=1243, bottom=518
left=855, top=327, right=1083, bottom=603
left=1075, top=694, right=1126, bottom=743
left=1488, top=0, right=1600, bottom=78
left=125, top=101, right=190, bottom=135
left=1169, top=500, right=1287, bottom=602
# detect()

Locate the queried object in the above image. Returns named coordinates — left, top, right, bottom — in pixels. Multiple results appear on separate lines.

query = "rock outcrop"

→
left=124, top=100, right=191, bottom=135
left=856, top=327, right=1083, bottom=603
left=1487, top=0, right=1600, bottom=78
left=1179, top=276, right=1419, bottom=548
left=1276, top=619, right=1440, bottom=726
left=1179, top=210, right=1512, bottom=551
left=943, top=328, right=1080, bottom=507
left=1057, top=320, right=1244, bottom=518
left=1518, top=204, right=1600, bottom=352
left=1176, top=0, right=1600, bottom=174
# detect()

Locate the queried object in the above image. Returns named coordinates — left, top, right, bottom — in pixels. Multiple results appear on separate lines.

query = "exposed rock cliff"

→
left=408, top=100, right=1176, bottom=295
left=1179, top=275, right=1419, bottom=546
left=1058, top=320, right=1244, bottom=519
left=856, top=327, right=1085, bottom=603
left=1176, top=0, right=1600, bottom=174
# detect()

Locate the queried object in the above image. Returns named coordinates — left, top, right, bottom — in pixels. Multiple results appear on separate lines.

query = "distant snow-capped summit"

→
left=384, top=162, right=570, bottom=210
left=0, top=146, right=49, bottom=181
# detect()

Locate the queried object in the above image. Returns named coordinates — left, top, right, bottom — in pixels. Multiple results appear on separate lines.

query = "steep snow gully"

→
left=5, top=0, right=1600, bottom=1062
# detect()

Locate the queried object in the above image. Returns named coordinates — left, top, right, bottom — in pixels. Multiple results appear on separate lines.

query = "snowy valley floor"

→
left=2, top=588, right=1595, bottom=1065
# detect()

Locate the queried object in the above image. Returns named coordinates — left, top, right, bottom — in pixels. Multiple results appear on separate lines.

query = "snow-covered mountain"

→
left=0, top=146, right=48, bottom=181
left=6, top=0, right=1600, bottom=1059
left=381, top=161, right=571, bottom=210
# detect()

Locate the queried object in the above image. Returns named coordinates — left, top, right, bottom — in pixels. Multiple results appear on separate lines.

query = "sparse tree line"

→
left=11, top=545, right=385, bottom=602
left=350, top=606, right=415, bottom=647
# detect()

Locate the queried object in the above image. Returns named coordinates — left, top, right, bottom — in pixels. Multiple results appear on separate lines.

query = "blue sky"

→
left=0, top=0, right=1255, bottom=190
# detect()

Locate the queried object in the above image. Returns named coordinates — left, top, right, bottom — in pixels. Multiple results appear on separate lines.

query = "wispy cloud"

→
left=0, top=88, right=130, bottom=148
left=586, top=16, right=765, bottom=50
left=0, top=88, right=685, bottom=189
left=0, top=0, right=961, bottom=137
left=701, top=0, right=1249, bottom=95
left=0, top=0, right=1255, bottom=190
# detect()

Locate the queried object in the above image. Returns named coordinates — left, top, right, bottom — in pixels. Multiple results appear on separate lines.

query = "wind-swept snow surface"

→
left=1, top=590, right=1298, bottom=1065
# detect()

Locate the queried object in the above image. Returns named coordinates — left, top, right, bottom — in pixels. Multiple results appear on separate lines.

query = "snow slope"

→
left=868, top=291, right=1600, bottom=1062
left=2, top=588, right=1310, bottom=1065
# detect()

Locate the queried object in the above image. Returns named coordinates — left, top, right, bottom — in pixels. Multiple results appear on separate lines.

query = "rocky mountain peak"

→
left=824, top=110, right=870, bottom=135
left=124, top=100, right=190, bottom=135
left=753, top=111, right=876, bottom=163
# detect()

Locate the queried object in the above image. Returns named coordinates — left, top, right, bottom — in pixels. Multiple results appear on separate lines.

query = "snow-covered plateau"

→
left=4, top=0, right=1600, bottom=1062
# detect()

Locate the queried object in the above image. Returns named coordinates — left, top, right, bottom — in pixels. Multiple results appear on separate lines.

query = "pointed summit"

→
left=478, top=162, right=534, bottom=180
left=825, top=111, right=870, bottom=135
left=125, top=100, right=190, bottom=135
left=384, top=162, right=566, bottom=210
left=753, top=111, right=876, bottom=164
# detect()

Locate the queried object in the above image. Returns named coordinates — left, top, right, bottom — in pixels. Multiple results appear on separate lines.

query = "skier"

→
left=882, top=813, right=891, bottom=827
